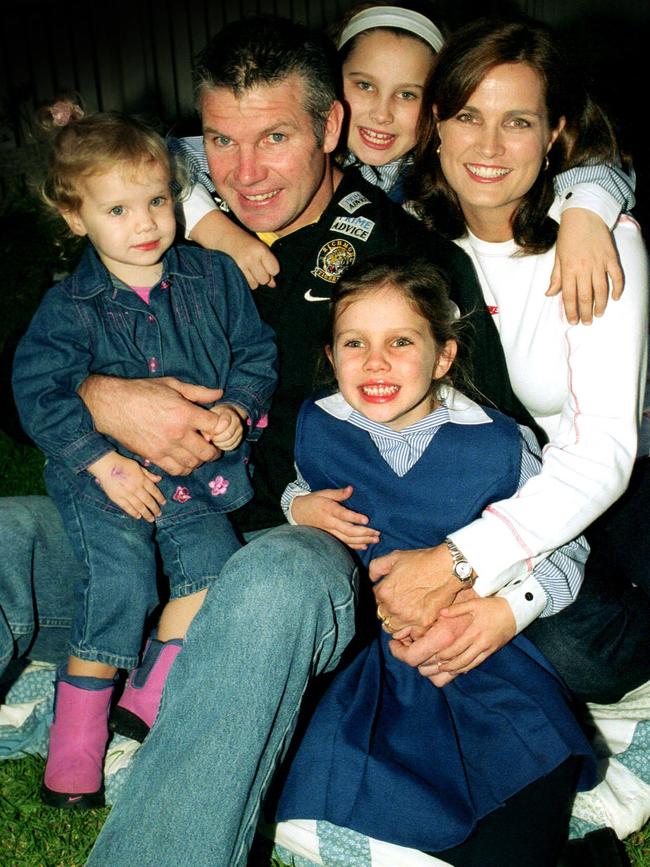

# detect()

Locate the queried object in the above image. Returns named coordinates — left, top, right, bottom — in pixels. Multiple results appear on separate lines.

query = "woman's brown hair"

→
left=410, top=17, right=622, bottom=253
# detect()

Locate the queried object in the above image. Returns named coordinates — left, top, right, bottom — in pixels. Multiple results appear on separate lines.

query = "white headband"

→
left=337, top=6, right=444, bottom=53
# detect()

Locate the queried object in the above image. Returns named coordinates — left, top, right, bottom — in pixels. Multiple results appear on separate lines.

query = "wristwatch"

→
left=444, top=538, right=475, bottom=586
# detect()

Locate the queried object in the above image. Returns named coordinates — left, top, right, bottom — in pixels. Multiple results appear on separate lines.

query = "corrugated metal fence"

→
left=0, top=0, right=352, bottom=147
left=1, top=0, right=649, bottom=218
left=0, top=0, right=347, bottom=196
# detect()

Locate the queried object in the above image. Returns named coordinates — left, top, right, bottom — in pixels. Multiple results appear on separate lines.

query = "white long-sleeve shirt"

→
left=450, top=206, right=648, bottom=602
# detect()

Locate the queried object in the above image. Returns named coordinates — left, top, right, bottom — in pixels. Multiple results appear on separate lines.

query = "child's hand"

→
left=418, top=592, right=516, bottom=682
left=291, top=486, right=380, bottom=550
left=232, top=234, right=280, bottom=290
left=88, top=451, right=165, bottom=522
left=189, top=209, right=280, bottom=290
left=547, top=207, right=624, bottom=324
left=208, top=404, right=245, bottom=451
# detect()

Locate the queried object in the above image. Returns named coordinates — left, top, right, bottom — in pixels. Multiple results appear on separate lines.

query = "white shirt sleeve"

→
left=179, top=184, right=220, bottom=239
left=452, top=216, right=648, bottom=596
left=493, top=426, right=589, bottom=633
left=551, top=184, right=622, bottom=231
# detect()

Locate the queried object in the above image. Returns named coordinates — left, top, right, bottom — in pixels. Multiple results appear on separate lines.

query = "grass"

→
left=0, top=756, right=108, bottom=866
left=0, top=190, right=649, bottom=866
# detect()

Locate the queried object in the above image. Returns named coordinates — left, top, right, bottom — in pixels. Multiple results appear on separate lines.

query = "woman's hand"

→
left=420, top=593, right=516, bottom=682
left=547, top=207, right=624, bottom=324
left=290, top=486, right=380, bottom=550
left=389, top=602, right=473, bottom=686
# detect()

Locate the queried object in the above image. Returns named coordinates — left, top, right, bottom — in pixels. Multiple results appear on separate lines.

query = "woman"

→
left=269, top=17, right=648, bottom=867
left=374, top=16, right=650, bottom=704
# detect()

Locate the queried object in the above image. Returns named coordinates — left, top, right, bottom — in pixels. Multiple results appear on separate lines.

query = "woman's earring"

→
left=436, top=144, right=441, bottom=156
left=543, top=156, right=550, bottom=171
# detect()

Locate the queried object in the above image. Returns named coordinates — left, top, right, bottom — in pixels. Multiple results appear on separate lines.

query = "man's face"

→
left=201, top=75, right=343, bottom=236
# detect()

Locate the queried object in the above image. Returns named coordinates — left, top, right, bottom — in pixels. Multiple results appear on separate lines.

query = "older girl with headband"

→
left=12, top=104, right=277, bottom=808
left=334, top=3, right=443, bottom=202
left=174, top=5, right=633, bottom=325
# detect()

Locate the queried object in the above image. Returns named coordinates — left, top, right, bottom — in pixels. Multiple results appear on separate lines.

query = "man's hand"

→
left=547, top=207, right=624, bottom=324
left=370, top=544, right=462, bottom=635
left=88, top=451, right=165, bottom=521
left=78, top=376, right=225, bottom=475
left=291, top=486, right=380, bottom=551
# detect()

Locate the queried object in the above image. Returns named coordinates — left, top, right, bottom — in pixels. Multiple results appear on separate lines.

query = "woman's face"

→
left=436, top=62, right=565, bottom=240
left=342, top=29, right=435, bottom=167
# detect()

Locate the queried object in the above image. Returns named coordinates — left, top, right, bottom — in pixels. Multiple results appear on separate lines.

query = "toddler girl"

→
left=12, top=106, right=277, bottom=808
left=273, top=255, right=595, bottom=864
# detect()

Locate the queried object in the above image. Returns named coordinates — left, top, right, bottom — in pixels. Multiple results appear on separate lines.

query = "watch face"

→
left=455, top=561, right=473, bottom=581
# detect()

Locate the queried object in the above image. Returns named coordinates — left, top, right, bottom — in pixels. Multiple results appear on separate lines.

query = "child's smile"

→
left=342, top=29, right=434, bottom=167
left=327, top=284, right=455, bottom=431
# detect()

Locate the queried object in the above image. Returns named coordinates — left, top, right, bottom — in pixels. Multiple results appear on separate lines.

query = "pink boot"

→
left=110, top=639, right=182, bottom=742
left=42, top=679, right=113, bottom=809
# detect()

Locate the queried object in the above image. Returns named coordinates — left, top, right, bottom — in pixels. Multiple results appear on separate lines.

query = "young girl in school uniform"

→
left=12, top=106, right=277, bottom=808
left=273, top=255, right=595, bottom=867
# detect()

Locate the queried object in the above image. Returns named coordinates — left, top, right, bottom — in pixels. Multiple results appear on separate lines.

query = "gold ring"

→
left=381, top=616, right=394, bottom=634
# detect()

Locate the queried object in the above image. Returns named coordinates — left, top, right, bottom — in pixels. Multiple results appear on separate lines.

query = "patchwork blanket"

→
left=2, top=662, right=649, bottom=865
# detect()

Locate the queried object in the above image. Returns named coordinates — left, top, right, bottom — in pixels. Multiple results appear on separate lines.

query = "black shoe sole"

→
left=41, top=783, right=105, bottom=810
left=108, top=706, right=150, bottom=742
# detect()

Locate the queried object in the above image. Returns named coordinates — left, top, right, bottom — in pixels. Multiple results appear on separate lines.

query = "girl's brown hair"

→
left=323, top=254, right=472, bottom=394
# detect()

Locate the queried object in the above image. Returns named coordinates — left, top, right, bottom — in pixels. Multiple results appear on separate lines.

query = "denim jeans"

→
left=46, top=469, right=242, bottom=669
left=0, top=497, right=79, bottom=676
left=85, top=523, right=358, bottom=867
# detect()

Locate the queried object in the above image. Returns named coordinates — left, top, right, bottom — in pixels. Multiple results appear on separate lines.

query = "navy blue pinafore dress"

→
left=276, top=397, right=595, bottom=852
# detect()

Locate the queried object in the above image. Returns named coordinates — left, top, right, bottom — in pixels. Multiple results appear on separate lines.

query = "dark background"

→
left=1, top=0, right=648, bottom=227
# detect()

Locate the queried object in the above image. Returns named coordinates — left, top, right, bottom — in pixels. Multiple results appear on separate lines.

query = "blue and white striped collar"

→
left=314, top=388, right=492, bottom=427
left=341, top=151, right=412, bottom=195
left=315, top=389, right=492, bottom=476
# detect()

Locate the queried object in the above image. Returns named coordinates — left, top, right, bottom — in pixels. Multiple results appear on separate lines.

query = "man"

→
left=81, top=15, right=548, bottom=866
left=0, top=17, right=529, bottom=680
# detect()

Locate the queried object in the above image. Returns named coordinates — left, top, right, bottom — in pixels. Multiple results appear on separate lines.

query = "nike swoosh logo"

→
left=304, top=288, right=330, bottom=302
left=67, top=796, right=84, bottom=803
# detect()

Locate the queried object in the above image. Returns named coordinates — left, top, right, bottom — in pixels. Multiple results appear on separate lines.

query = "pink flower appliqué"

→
left=173, top=486, right=192, bottom=504
left=208, top=475, right=229, bottom=496
left=246, top=413, right=269, bottom=429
